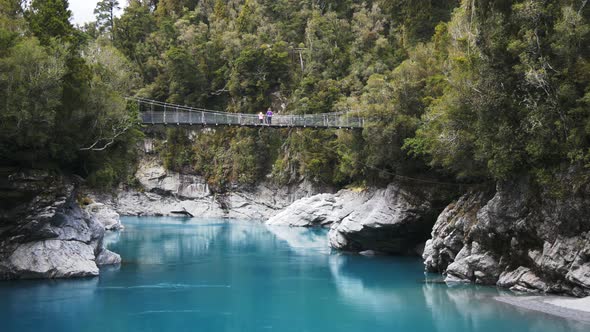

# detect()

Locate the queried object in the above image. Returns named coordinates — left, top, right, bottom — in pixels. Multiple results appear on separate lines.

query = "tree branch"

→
left=580, top=0, right=588, bottom=15
left=79, top=122, right=132, bottom=151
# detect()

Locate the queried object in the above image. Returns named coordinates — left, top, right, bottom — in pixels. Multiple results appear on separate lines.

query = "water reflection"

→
left=328, top=254, right=404, bottom=313
left=264, top=225, right=330, bottom=255
left=114, top=218, right=331, bottom=266
left=421, top=282, right=588, bottom=332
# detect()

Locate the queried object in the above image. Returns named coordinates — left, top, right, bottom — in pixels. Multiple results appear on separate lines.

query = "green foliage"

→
left=406, top=0, right=590, bottom=183
left=0, top=37, right=67, bottom=164
left=8, top=0, right=589, bottom=191
left=228, top=42, right=291, bottom=113
left=161, top=127, right=194, bottom=171
left=25, top=0, right=75, bottom=46
left=113, top=1, right=156, bottom=79
left=94, top=0, right=120, bottom=39
left=272, top=129, right=341, bottom=186
left=158, top=127, right=279, bottom=191
left=1, top=1, right=141, bottom=189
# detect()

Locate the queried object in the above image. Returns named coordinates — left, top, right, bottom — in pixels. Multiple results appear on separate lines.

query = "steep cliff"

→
left=423, top=178, right=590, bottom=297
left=0, top=169, right=120, bottom=280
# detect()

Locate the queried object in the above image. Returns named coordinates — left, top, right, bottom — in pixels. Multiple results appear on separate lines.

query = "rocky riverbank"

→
left=87, top=156, right=328, bottom=220
left=0, top=169, right=121, bottom=280
left=494, top=295, right=590, bottom=323
left=4, top=151, right=590, bottom=299
left=423, top=177, right=590, bottom=297
left=267, top=182, right=456, bottom=255
left=266, top=174, right=590, bottom=298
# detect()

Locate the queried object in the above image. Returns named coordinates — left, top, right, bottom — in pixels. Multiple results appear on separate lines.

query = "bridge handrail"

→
left=130, top=97, right=365, bottom=128
left=129, top=97, right=356, bottom=117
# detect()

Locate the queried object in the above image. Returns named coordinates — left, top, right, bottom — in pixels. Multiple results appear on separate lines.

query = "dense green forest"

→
left=1, top=0, right=589, bottom=192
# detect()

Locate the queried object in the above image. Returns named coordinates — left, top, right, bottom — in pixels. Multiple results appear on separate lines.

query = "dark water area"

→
left=0, top=217, right=587, bottom=332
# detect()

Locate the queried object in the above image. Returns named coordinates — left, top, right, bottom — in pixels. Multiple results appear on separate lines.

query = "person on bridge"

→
left=258, top=112, right=264, bottom=124
left=266, top=108, right=273, bottom=125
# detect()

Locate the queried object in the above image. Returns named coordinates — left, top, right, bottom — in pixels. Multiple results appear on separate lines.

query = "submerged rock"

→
left=423, top=177, right=590, bottom=297
left=96, top=249, right=122, bottom=266
left=359, top=250, right=378, bottom=256
left=0, top=170, right=121, bottom=280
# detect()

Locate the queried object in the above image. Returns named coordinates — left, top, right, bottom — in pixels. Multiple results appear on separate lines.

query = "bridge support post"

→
left=150, top=102, right=155, bottom=125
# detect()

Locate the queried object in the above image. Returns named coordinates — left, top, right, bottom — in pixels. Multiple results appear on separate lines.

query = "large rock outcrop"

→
left=423, top=191, right=492, bottom=273
left=423, top=178, right=590, bottom=297
left=91, top=156, right=325, bottom=219
left=266, top=190, right=371, bottom=227
left=0, top=170, right=120, bottom=280
left=328, top=184, right=452, bottom=255
left=83, top=202, right=123, bottom=230
left=268, top=183, right=454, bottom=255
left=135, top=158, right=210, bottom=199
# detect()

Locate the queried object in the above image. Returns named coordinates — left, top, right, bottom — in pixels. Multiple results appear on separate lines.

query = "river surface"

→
left=0, top=216, right=587, bottom=332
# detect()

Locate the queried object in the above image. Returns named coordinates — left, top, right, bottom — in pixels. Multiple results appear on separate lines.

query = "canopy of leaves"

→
left=0, top=1, right=142, bottom=189
left=4, top=0, right=589, bottom=192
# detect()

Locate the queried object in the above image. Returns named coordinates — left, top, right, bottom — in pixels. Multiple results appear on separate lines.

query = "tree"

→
left=0, top=37, right=66, bottom=164
left=113, top=0, right=155, bottom=78
left=25, top=0, right=74, bottom=45
left=94, top=0, right=120, bottom=40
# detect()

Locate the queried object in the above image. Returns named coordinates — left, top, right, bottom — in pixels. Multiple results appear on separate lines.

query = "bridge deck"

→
left=135, top=98, right=364, bottom=129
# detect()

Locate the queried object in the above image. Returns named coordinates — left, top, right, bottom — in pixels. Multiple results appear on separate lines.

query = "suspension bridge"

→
left=134, top=98, right=365, bottom=129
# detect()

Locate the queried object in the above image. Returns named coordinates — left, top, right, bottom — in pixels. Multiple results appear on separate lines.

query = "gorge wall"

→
left=4, top=148, right=590, bottom=298
left=89, top=155, right=328, bottom=221
left=266, top=172, right=590, bottom=297
left=423, top=178, right=590, bottom=297
left=0, top=169, right=120, bottom=280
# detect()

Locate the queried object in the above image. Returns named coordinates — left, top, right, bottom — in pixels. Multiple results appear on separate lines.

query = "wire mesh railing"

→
left=132, top=98, right=364, bottom=129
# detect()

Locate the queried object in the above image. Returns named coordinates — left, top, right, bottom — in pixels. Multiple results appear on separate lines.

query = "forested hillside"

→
left=2, top=0, right=589, bottom=192
left=0, top=0, right=141, bottom=188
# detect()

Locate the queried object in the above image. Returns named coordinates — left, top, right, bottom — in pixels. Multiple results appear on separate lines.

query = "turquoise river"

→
left=0, top=216, right=588, bottom=332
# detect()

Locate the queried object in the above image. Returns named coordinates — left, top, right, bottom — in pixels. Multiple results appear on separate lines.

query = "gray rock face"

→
left=423, top=191, right=492, bottom=273
left=92, top=156, right=325, bottom=220
left=0, top=170, right=121, bottom=280
left=328, top=184, right=451, bottom=254
left=96, top=249, right=121, bottom=266
left=267, top=190, right=370, bottom=227
left=136, top=158, right=210, bottom=199
left=423, top=177, right=590, bottom=296
left=8, top=240, right=99, bottom=279
left=444, top=242, right=501, bottom=284
left=226, top=181, right=323, bottom=219
left=84, top=203, right=123, bottom=230
left=269, top=183, right=452, bottom=255
left=497, top=267, right=547, bottom=293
